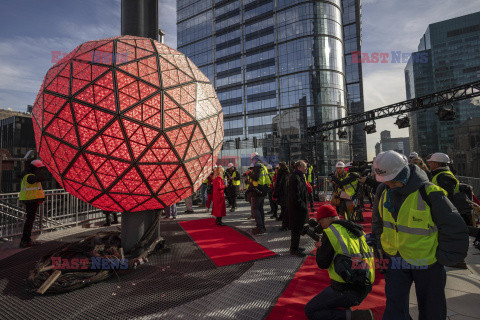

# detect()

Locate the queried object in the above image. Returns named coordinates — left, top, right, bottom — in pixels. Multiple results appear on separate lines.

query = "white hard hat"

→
left=409, top=152, right=419, bottom=159
left=373, top=150, right=408, bottom=182
left=250, top=152, right=259, bottom=160
left=267, top=164, right=273, bottom=170
left=31, top=159, right=45, bottom=168
left=228, top=163, right=234, bottom=168
left=336, top=161, right=345, bottom=168
left=426, top=152, right=450, bottom=164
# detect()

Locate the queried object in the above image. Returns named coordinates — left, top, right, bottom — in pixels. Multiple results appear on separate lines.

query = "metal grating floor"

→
left=0, top=203, right=314, bottom=320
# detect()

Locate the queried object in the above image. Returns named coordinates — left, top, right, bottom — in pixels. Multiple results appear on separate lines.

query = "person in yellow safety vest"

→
left=426, top=152, right=459, bottom=201
left=226, top=163, right=241, bottom=212
left=427, top=152, right=471, bottom=269
left=19, top=159, right=46, bottom=248
left=248, top=152, right=271, bottom=235
left=329, top=161, right=359, bottom=221
left=305, top=160, right=315, bottom=212
left=305, top=204, right=374, bottom=319
left=372, top=150, right=468, bottom=319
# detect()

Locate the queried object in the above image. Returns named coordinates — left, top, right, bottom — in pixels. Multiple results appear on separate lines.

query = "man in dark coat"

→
left=286, top=160, right=309, bottom=257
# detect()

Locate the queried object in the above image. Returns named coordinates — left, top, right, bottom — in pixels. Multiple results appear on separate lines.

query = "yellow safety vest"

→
left=252, top=164, right=271, bottom=187
left=307, top=165, right=313, bottom=183
left=19, top=174, right=45, bottom=201
left=324, top=224, right=375, bottom=284
left=432, top=170, right=459, bottom=194
left=232, top=171, right=240, bottom=186
left=340, top=173, right=358, bottom=197
left=379, top=184, right=446, bottom=266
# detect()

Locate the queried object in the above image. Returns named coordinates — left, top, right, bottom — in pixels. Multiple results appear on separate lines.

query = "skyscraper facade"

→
left=177, top=0, right=365, bottom=175
left=405, top=12, right=480, bottom=157
left=343, top=0, right=367, bottom=161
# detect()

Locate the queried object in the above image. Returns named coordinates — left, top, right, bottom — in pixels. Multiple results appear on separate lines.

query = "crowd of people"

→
left=17, top=150, right=480, bottom=319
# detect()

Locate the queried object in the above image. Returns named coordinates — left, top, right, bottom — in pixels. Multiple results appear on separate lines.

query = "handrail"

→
left=0, top=189, right=105, bottom=240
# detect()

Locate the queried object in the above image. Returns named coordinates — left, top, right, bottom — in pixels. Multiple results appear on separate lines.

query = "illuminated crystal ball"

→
left=32, top=36, right=223, bottom=212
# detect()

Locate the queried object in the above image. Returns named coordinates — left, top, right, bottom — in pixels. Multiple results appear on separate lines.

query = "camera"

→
left=348, top=161, right=373, bottom=177
left=301, top=218, right=324, bottom=242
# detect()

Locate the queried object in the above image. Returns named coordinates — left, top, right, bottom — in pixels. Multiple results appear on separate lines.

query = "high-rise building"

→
left=450, top=117, right=480, bottom=178
left=374, top=130, right=410, bottom=156
left=343, top=0, right=367, bottom=161
left=405, top=12, right=480, bottom=157
left=177, top=0, right=365, bottom=175
left=0, top=109, right=59, bottom=192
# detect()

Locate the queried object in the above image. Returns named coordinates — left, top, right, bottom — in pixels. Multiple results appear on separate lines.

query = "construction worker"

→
left=19, top=159, right=46, bottom=248
left=306, top=160, right=315, bottom=212
left=330, top=161, right=359, bottom=221
left=248, top=152, right=271, bottom=235
left=226, top=163, right=240, bottom=212
left=305, top=204, right=374, bottom=320
left=426, top=152, right=458, bottom=201
left=372, top=150, right=468, bottom=319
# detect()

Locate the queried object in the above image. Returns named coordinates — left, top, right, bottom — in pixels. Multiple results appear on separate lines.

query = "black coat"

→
left=273, top=168, right=289, bottom=207
left=286, top=170, right=308, bottom=231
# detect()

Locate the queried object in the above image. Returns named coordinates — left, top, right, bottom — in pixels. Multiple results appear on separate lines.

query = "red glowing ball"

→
left=32, top=36, right=223, bottom=212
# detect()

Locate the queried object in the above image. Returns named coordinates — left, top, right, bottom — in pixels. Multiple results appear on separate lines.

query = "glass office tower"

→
left=342, top=0, right=367, bottom=161
left=405, top=12, right=480, bottom=157
left=178, top=0, right=356, bottom=175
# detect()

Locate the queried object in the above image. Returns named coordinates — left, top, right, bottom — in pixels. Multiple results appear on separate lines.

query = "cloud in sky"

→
left=0, top=0, right=478, bottom=157
left=0, top=0, right=176, bottom=112
left=361, top=0, right=480, bottom=160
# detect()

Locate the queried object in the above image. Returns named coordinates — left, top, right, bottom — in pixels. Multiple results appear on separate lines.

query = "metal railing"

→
left=0, top=189, right=104, bottom=240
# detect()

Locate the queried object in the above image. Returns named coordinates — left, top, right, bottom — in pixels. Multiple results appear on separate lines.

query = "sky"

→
left=0, top=0, right=478, bottom=160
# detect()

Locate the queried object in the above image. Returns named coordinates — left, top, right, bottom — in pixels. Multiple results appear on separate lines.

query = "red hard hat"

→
left=316, top=204, right=338, bottom=220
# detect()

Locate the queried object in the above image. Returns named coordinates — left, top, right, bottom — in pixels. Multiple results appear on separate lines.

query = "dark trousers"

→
left=305, top=286, right=368, bottom=320
left=251, top=195, right=266, bottom=230
left=21, top=202, right=39, bottom=242
left=308, top=192, right=314, bottom=211
left=384, top=260, right=446, bottom=320
left=268, top=189, right=278, bottom=216
left=227, top=186, right=238, bottom=209
left=290, top=227, right=301, bottom=251
left=279, top=205, right=289, bottom=229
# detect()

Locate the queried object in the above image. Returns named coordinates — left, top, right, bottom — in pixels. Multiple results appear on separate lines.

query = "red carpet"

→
left=179, top=218, right=276, bottom=267
left=266, top=254, right=386, bottom=319
left=266, top=202, right=385, bottom=319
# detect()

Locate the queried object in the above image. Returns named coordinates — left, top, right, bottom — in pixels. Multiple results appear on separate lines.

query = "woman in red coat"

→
left=212, top=166, right=227, bottom=226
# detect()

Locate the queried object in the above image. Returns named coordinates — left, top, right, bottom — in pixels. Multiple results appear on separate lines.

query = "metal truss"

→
left=307, top=80, right=480, bottom=134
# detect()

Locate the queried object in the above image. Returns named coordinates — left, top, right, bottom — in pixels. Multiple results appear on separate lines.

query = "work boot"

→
left=352, top=309, right=373, bottom=320
left=451, top=259, right=468, bottom=269
left=289, top=249, right=306, bottom=257
left=19, top=240, right=37, bottom=248
left=230, top=207, right=236, bottom=212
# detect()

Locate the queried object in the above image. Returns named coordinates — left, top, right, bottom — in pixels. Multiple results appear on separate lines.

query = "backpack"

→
left=419, top=183, right=476, bottom=227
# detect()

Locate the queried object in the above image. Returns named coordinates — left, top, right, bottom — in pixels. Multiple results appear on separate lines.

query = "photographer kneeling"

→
left=305, top=204, right=374, bottom=320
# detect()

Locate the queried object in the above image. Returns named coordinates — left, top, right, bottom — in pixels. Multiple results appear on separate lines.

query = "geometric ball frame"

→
left=32, top=35, right=224, bottom=212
